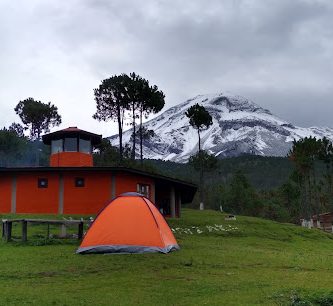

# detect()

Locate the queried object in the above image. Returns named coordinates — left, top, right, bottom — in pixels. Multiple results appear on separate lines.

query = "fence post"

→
left=22, top=220, right=27, bottom=242
left=60, top=224, right=67, bottom=238
left=5, top=221, right=12, bottom=242
left=2, top=220, right=7, bottom=240
left=2, top=220, right=6, bottom=238
left=78, top=221, right=84, bottom=240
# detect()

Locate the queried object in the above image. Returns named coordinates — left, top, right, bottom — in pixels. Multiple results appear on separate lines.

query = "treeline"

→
left=190, top=136, right=333, bottom=223
left=1, top=72, right=165, bottom=167
left=288, top=136, right=333, bottom=219
left=0, top=97, right=59, bottom=167
left=144, top=156, right=298, bottom=222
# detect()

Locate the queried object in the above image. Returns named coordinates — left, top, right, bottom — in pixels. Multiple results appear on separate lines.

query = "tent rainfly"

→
left=76, top=192, right=179, bottom=254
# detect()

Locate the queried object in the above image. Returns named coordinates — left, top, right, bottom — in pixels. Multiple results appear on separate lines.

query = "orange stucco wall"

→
left=50, top=152, right=93, bottom=167
left=115, top=172, right=154, bottom=199
left=0, top=175, right=12, bottom=213
left=63, top=172, right=111, bottom=215
left=16, top=173, right=59, bottom=214
left=0, top=170, right=170, bottom=216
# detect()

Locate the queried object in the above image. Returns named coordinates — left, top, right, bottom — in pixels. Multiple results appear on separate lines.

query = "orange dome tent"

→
left=76, top=192, right=179, bottom=254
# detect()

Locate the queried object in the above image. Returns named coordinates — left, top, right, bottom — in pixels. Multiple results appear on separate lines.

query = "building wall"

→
left=50, top=152, right=93, bottom=167
left=63, top=172, right=111, bottom=215
left=0, top=175, right=12, bottom=213
left=0, top=170, right=178, bottom=216
left=115, top=172, right=154, bottom=198
left=16, top=173, right=59, bottom=214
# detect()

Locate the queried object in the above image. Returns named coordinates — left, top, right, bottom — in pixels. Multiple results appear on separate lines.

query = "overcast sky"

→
left=1, top=0, right=333, bottom=137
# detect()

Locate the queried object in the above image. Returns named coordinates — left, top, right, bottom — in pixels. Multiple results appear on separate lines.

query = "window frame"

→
left=38, top=178, right=48, bottom=188
left=75, top=177, right=85, bottom=188
left=64, top=137, right=78, bottom=152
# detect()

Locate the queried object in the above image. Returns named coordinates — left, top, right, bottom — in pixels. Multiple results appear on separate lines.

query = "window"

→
left=38, top=178, right=48, bottom=188
left=137, top=184, right=150, bottom=198
left=64, top=137, right=77, bottom=152
left=75, top=177, right=85, bottom=187
left=79, top=138, right=91, bottom=154
left=51, top=139, right=63, bottom=154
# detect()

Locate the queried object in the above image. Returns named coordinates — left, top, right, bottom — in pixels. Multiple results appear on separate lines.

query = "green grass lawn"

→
left=1, top=209, right=333, bottom=305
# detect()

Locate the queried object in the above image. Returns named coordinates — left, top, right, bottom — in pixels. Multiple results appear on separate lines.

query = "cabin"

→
left=312, top=212, right=333, bottom=232
left=0, top=127, right=196, bottom=217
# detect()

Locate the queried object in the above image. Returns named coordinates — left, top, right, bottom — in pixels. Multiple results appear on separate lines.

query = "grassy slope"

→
left=0, top=210, right=333, bottom=305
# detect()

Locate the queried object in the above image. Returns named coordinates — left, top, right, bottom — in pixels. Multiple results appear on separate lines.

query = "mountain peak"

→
left=176, top=92, right=272, bottom=116
left=109, top=92, right=333, bottom=162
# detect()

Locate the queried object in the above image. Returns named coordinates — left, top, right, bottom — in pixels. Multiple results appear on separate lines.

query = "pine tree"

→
left=93, top=74, right=131, bottom=162
left=186, top=103, right=213, bottom=210
left=14, top=98, right=61, bottom=140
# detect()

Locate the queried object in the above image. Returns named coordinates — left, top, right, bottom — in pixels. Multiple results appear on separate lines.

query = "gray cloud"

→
left=1, top=0, right=333, bottom=136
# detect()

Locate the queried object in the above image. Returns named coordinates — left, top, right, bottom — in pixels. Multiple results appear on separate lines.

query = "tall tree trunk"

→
left=198, top=129, right=201, bottom=152
left=117, top=104, right=123, bottom=162
left=199, top=161, right=204, bottom=210
left=140, top=108, right=143, bottom=165
left=328, top=162, right=333, bottom=211
left=131, top=101, right=136, bottom=160
left=306, top=174, right=311, bottom=220
left=312, top=166, right=320, bottom=225
left=198, top=129, right=204, bottom=210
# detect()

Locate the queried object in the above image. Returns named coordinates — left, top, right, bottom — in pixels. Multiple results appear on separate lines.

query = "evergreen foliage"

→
left=186, top=103, right=213, bottom=210
left=185, top=103, right=212, bottom=152
left=188, top=150, right=217, bottom=172
left=14, top=98, right=61, bottom=140
left=93, top=74, right=130, bottom=162
left=288, top=136, right=333, bottom=220
left=93, top=138, right=131, bottom=166
left=93, top=73, right=164, bottom=163
left=0, top=127, right=27, bottom=166
left=127, top=72, right=165, bottom=162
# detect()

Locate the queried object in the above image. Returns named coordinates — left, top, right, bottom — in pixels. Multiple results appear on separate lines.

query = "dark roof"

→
left=42, top=127, right=102, bottom=145
left=0, top=165, right=194, bottom=184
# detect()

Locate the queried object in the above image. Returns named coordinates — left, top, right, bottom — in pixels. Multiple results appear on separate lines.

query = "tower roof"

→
left=42, top=127, right=102, bottom=145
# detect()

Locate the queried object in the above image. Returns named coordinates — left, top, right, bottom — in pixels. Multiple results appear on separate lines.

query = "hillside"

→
left=109, top=92, right=333, bottom=162
left=0, top=210, right=333, bottom=305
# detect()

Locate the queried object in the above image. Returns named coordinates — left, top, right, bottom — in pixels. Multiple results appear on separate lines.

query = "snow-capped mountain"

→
left=109, top=92, right=333, bottom=163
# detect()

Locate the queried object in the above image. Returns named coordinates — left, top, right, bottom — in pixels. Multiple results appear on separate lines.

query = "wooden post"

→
left=78, top=221, right=84, bottom=240
left=6, top=221, right=12, bottom=242
left=2, top=220, right=7, bottom=240
left=111, top=174, right=116, bottom=199
left=170, top=186, right=176, bottom=218
left=178, top=193, right=182, bottom=218
left=151, top=182, right=156, bottom=203
left=22, top=220, right=27, bottom=242
left=47, top=224, right=50, bottom=239
left=2, top=221, right=5, bottom=238
left=60, top=224, right=67, bottom=238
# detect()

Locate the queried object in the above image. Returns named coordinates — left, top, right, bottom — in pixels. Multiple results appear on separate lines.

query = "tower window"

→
left=64, top=137, right=77, bottom=152
left=38, top=178, right=48, bottom=188
left=75, top=177, right=85, bottom=187
left=79, top=138, right=91, bottom=154
left=51, top=139, right=63, bottom=154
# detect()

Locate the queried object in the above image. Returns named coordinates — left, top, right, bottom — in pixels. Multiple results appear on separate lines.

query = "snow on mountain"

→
left=108, top=92, right=333, bottom=163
